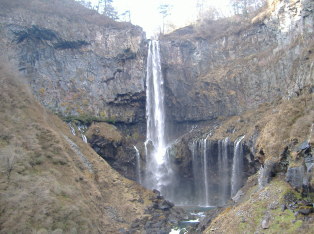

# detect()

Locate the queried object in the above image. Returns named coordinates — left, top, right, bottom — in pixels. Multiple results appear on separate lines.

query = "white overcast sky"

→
left=89, top=0, right=231, bottom=37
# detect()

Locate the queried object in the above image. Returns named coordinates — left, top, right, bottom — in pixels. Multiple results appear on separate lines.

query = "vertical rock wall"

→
left=160, top=0, right=314, bottom=126
left=0, top=1, right=147, bottom=124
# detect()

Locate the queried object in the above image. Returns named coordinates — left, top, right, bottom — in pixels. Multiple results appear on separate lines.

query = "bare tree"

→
left=76, top=0, right=93, bottom=9
left=159, top=4, right=173, bottom=34
left=230, top=0, right=266, bottom=17
left=1, top=146, right=17, bottom=181
left=120, top=10, right=131, bottom=23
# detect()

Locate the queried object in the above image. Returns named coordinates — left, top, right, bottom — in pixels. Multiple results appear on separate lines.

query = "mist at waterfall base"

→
left=142, top=40, right=248, bottom=207
left=144, top=40, right=175, bottom=200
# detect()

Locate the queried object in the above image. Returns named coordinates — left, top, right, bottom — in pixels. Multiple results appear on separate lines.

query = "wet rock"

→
left=195, top=208, right=222, bottom=233
left=285, top=166, right=305, bottom=191
left=285, top=142, right=313, bottom=193
left=281, top=204, right=287, bottom=211
left=130, top=192, right=187, bottom=234
left=258, top=161, right=276, bottom=188
left=152, top=196, right=174, bottom=211
left=298, top=207, right=314, bottom=215
left=297, top=141, right=311, bottom=153
left=86, top=122, right=140, bottom=180
left=232, top=189, right=244, bottom=203
left=261, top=217, right=270, bottom=229
left=153, top=189, right=161, bottom=197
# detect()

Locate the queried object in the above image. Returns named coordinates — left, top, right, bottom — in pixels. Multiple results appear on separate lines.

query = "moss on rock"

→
left=204, top=178, right=313, bottom=233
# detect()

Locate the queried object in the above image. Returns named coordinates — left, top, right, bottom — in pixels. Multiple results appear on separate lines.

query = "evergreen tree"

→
left=97, top=0, right=118, bottom=20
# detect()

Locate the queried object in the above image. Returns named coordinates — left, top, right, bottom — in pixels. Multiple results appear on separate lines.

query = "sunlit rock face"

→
left=159, top=0, right=313, bottom=126
left=0, top=2, right=147, bottom=124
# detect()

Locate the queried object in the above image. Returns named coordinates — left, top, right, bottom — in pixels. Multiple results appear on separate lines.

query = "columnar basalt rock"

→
left=160, top=0, right=314, bottom=125
left=0, top=1, right=147, bottom=124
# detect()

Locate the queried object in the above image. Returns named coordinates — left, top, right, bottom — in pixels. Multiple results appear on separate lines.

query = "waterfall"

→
left=133, top=146, right=142, bottom=184
left=203, top=138, right=209, bottom=206
left=81, top=134, right=88, bottom=143
left=189, top=136, right=248, bottom=206
left=68, top=123, right=76, bottom=136
left=145, top=40, right=173, bottom=198
left=68, top=123, right=87, bottom=143
left=191, top=138, right=213, bottom=206
left=143, top=40, right=248, bottom=206
left=231, top=135, right=245, bottom=197
left=218, top=137, right=230, bottom=206
left=78, top=125, right=88, bottom=143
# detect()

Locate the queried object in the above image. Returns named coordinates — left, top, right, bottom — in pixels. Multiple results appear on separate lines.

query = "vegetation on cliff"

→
left=205, top=177, right=313, bottom=233
left=0, top=61, right=156, bottom=233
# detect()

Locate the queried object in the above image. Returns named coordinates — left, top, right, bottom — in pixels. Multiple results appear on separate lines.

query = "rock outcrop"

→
left=0, top=58, right=184, bottom=233
left=0, top=0, right=146, bottom=124
left=160, top=0, right=314, bottom=125
left=85, top=122, right=142, bottom=180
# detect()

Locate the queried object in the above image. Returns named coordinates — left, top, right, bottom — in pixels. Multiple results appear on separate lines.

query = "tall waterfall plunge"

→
left=144, top=40, right=174, bottom=200
left=143, top=40, right=248, bottom=206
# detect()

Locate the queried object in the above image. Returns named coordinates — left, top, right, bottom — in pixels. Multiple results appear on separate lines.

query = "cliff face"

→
left=160, top=0, right=313, bottom=123
left=0, top=0, right=146, bottom=124
left=0, top=62, right=146, bottom=233
left=0, top=61, right=185, bottom=234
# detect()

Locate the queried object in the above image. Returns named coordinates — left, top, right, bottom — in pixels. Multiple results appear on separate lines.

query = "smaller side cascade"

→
left=134, top=145, right=142, bottom=184
left=231, top=135, right=245, bottom=197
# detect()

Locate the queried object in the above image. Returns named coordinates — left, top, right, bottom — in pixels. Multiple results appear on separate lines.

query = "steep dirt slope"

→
left=0, top=63, right=153, bottom=233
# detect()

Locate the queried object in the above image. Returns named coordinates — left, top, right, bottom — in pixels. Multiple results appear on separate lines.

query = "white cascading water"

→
left=218, top=137, right=230, bottom=205
left=78, top=125, right=88, bottom=143
left=133, top=145, right=142, bottom=184
left=144, top=40, right=173, bottom=196
left=203, top=138, right=209, bottom=206
left=68, top=123, right=76, bottom=136
left=191, top=140, right=202, bottom=205
left=231, top=135, right=245, bottom=197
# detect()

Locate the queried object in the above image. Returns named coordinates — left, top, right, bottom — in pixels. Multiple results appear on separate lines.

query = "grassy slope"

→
left=205, top=177, right=312, bottom=234
left=210, top=92, right=313, bottom=163
left=202, top=92, right=313, bottom=233
left=0, top=63, right=152, bottom=233
left=0, top=0, right=129, bottom=28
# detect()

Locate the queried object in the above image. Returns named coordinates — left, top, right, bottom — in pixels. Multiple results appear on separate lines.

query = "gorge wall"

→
left=0, top=0, right=147, bottom=124
left=0, top=61, right=185, bottom=233
left=149, top=0, right=314, bottom=211
left=0, top=0, right=149, bottom=180
left=160, top=0, right=313, bottom=126
left=0, top=0, right=313, bottom=232
left=1, top=0, right=313, bottom=201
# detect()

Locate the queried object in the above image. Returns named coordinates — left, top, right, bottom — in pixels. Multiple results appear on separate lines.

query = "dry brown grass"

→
left=210, top=91, right=313, bottom=163
left=86, top=122, right=123, bottom=142
left=163, top=15, right=253, bottom=41
left=0, top=0, right=131, bottom=29
left=164, top=0, right=285, bottom=41
left=0, top=60, right=153, bottom=233
left=205, top=178, right=310, bottom=234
